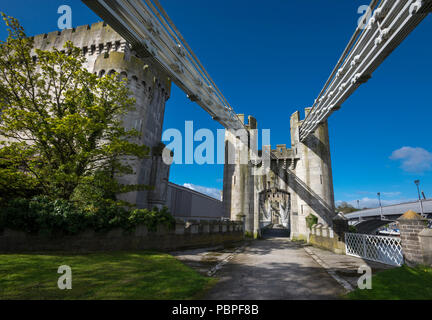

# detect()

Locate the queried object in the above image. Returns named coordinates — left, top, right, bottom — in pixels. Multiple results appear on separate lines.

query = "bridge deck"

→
left=345, top=199, right=432, bottom=220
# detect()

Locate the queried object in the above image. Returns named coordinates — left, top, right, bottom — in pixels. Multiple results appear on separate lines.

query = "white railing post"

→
left=345, top=233, right=348, bottom=254
left=363, top=234, right=367, bottom=259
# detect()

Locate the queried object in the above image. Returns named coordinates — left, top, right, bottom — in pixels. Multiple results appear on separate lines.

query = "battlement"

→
left=236, top=114, right=258, bottom=130
left=271, top=144, right=295, bottom=160
left=29, top=22, right=171, bottom=98
left=290, top=107, right=313, bottom=124
left=32, top=22, right=124, bottom=53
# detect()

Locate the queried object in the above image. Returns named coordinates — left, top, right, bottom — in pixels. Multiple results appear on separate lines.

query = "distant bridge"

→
left=345, top=199, right=432, bottom=233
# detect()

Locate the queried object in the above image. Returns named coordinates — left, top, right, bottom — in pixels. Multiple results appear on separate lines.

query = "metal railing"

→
left=82, top=0, right=244, bottom=130
left=345, top=232, right=403, bottom=266
left=299, top=0, right=432, bottom=141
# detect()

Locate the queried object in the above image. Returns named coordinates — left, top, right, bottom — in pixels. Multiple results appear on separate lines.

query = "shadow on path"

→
left=262, top=225, right=290, bottom=238
left=204, top=238, right=345, bottom=300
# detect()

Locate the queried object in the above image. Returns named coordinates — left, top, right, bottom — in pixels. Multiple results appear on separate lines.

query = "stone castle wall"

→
left=31, top=22, right=172, bottom=209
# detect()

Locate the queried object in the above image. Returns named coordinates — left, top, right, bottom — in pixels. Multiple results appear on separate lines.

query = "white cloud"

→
left=390, top=146, right=432, bottom=173
left=381, top=191, right=402, bottom=197
left=336, top=197, right=416, bottom=209
left=183, top=183, right=222, bottom=200
left=345, top=191, right=401, bottom=198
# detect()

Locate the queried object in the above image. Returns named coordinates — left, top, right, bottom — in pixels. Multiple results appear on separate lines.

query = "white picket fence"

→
left=345, top=233, right=403, bottom=266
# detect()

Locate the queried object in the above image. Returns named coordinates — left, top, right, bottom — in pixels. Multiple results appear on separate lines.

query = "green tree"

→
left=336, top=201, right=360, bottom=214
left=0, top=14, right=149, bottom=203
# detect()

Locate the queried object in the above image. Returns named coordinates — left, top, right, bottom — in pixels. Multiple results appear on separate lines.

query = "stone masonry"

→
left=223, top=108, right=336, bottom=240
left=0, top=220, right=243, bottom=253
left=398, top=210, right=429, bottom=266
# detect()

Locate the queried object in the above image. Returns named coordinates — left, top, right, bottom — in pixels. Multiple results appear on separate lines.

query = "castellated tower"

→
left=223, top=108, right=335, bottom=240
left=223, top=115, right=257, bottom=236
left=31, top=22, right=172, bottom=209
left=289, top=108, right=335, bottom=239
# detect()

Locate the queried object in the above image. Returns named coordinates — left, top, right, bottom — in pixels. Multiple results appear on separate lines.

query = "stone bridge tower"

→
left=31, top=22, right=172, bottom=209
left=223, top=108, right=335, bottom=240
left=289, top=108, right=335, bottom=239
left=223, top=115, right=257, bottom=235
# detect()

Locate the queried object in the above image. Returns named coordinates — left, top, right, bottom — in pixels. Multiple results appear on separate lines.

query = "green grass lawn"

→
left=345, top=265, right=432, bottom=300
left=0, top=251, right=217, bottom=300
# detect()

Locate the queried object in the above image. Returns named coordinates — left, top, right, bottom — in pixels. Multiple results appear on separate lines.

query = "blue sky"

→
left=1, top=0, right=431, bottom=208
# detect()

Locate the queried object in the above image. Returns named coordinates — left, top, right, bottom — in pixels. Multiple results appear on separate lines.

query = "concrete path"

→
left=204, top=237, right=345, bottom=300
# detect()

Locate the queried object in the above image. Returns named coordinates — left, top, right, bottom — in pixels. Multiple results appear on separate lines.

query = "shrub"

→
left=349, top=225, right=358, bottom=233
left=0, top=197, right=174, bottom=236
left=129, top=207, right=175, bottom=232
left=0, top=197, right=88, bottom=235
left=83, top=201, right=131, bottom=233
left=305, top=214, right=318, bottom=230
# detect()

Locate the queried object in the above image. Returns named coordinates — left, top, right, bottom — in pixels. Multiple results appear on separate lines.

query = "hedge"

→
left=0, top=196, right=175, bottom=236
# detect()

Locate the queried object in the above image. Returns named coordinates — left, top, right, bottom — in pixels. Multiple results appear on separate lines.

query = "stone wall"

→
left=0, top=220, right=243, bottom=253
left=397, top=210, right=430, bottom=266
left=419, top=228, right=432, bottom=265
left=309, top=223, right=346, bottom=254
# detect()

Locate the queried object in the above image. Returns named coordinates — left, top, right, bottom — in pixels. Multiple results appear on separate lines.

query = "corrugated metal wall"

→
left=166, top=182, right=226, bottom=220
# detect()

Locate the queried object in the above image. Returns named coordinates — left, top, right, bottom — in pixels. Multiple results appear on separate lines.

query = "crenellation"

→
left=31, top=23, right=124, bottom=57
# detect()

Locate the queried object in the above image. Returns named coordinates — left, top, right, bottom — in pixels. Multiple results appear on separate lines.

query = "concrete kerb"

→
left=303, top=245, right=354, bottom=292
left=207, top=241, right=251, bottom=277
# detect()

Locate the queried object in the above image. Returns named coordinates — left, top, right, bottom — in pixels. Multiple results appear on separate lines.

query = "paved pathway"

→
left=204, top=236, right=345, bottom=300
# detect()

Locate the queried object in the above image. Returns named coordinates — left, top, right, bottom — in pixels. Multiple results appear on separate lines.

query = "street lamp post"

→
left=377, top=192, right=384, bottom=220
left=414, top=180, right=425, bottom=217
left=357, top=200, right=362, bottom=222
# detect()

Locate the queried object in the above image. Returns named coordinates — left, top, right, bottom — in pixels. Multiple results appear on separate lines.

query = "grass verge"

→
left=0, top=251, right=217, bottom=300
left=345, top=265, right=432, bottom=300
